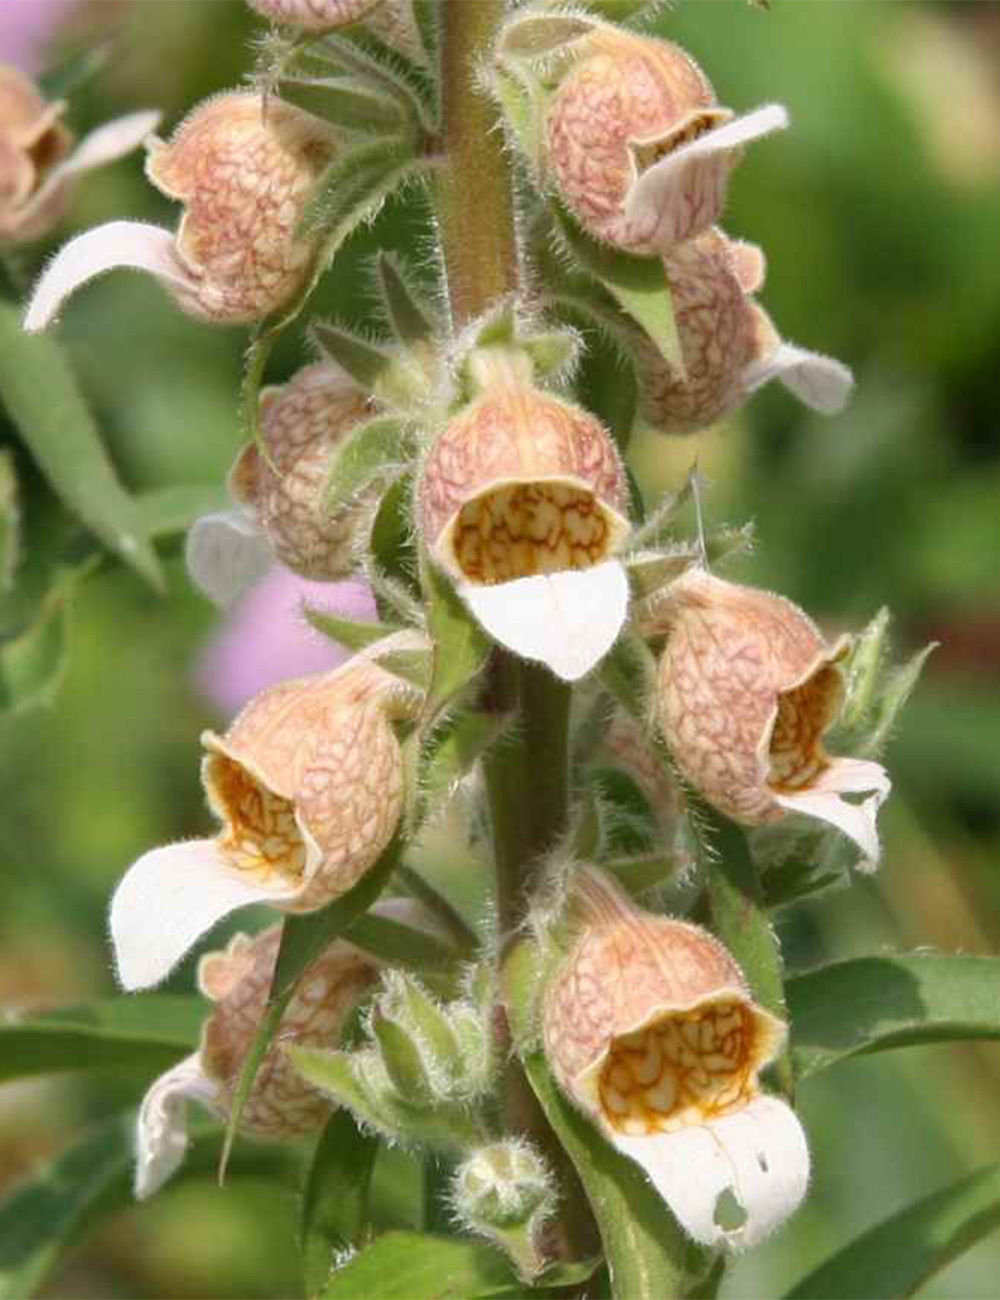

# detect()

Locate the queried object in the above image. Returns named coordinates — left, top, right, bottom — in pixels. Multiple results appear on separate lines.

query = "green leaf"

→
left=132, top=483, right=231, bottom=541
left=603, top=853, right=684, bottom=895
left=573, top=318, right=638, bottom=452
left=783, top=1164, right=1000, bottom=1300
left=301, top=1110, right=380, bottom=1298
left=599, top=634, right=657, bottom=724
left=419, top=709, right=509, bottom=814
left=320, top=1228, right=597, bottom=1299
left=0, top=590, right=69, bottom=715
left=552, top=204, right=684, bottom=377
left=522, top=1051, right=702, bottom=1300
left=0, top=450, right=19, bottom=591
left=344, top=911, right=460, bottom=974
left=322, top=414, right=413, bottom=517
left=0, top=302, right=162, bottom=588
left=787, top=953, right=1000, bottom=1080
left=288, top=78, right=409, bottom=134
left=369, top=474, right=419, bottom=605
left=420, top=554, right=491, bottom=720
left=0, top=995, right=202, bottom=1084
left=859, top=641, right=937, bottom=759
left=220, top=832, right=405, bottom=1175
left=491, top=68, right=543, bottom=165
left=0, top=1116, right=296, bottom=1300
left=304, top=605, right=397, bottom=653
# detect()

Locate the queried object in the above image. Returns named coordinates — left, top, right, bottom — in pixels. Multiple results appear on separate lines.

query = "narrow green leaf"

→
left=322, top=414, right=412, bottom=516
left=787, top=953, right=1000, bottom=1080
left=313, top=322, right=396, bottom=391
left=837, top=605, right=890, bottom=731
left=304, top=606, right=397, bottom=652
left=522, top=1051, right=701, bottom=1300
left=220, top=832, right=405, bottom=1175
left=420, top=554, right=491, bottom=720
left=320, top=1228, right=597, bottom=1299
left=420, top=709, right=509, bottom=813
left=288, top=78, right=408, bottom=134
left=0, top=592, right=69, bottom=715
left=344, top=911, right=460, bottom=974
left=599, top=635, right=657, bottom=724
left=132, top=483, right=231, bottom=541
left=783, top=1164, right=1000, bottom=1300
left=860, top=641, right=937, bottom=759
left=0, top=302, right=162, bottom=588
left=552, top=204, right=684, bottom=377
left=491, top=68, right=542, bottom=166
left=0, top=450, right=19, bottom=591
left=375, top=252, right=438, bottom=344
left=603, top=853, right=683, bottom=895
left=0, top=995, right=202, bottom=1084
left=693, top=800, right=793, bottom=1095
left=573, top=319, right=639, bottom=452
left=301, top=1110, right=379, bottom=1298
left=0, top=1116, right=296, bottom=1300
left=369, top=475, right=420, bottom=607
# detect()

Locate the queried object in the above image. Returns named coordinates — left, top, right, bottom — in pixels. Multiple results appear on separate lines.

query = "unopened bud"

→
left=111, top=648, right=420, bottom=991
left=452, top=1141, right=556, bottom=1280
left=135, top=923, right=377, bottom=1199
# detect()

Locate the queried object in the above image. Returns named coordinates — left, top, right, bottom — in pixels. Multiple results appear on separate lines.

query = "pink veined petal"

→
left=24, top=220, right=193, bottom=331
left=135, top=1052, right=221, bottom=1200
left=459, top=559, right=629, bottom=683
left=186, top=509, right=274, bottom=607
left=611, top=1094, right=810, bottom=1250
left=625, top=105, right=789, bottom=252
left=110, top=838, right=302, bottom=991
left=773, top=756, right=890, bottom=870
left=743, top=342, right=855, bottom=414
left=19, top=110, right=161, bottom=227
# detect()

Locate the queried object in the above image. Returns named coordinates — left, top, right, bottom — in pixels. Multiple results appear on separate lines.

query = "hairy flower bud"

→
left=543, top=868, right=808, bottom=1249
left=246, top=0, right=382, bottom=30
left=655, top=568, right=890, bottom=865
left=111, top=645, right=420, bottom=990
left=632, top=229, right=852, bottom=433
left=452, top=1140, right=557, bottom=1280
left=25, top=92, right=337, bottom=330
left=135, top=923, right=378, bottom=1199
left=187, top=363, right=376, bottom=606
left=543, top=30, right=786, bottom=255
left=0, top=63, right=156, bottom=245
left=417, top=349, right=631, bottom=681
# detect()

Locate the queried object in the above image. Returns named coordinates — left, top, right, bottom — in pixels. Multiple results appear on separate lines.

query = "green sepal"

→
left=371, top=1008, right=438, bottom=1105
left=490, top=67, right=544, bottom=167
left=303, top=606, right=399, bottom=653
left=455, top=301, right=580, bottom=400
left=382, top=971, right=461, bottom=1071
left=312, top=322, right=432, bottom=409
left=498, top=12, right=595, bottom=62
left=301, top=31, right=434, bottom=133
left=419, top=708, right=512, bottom=819
left=374, top=251, right=439, bottom=346
left=599, top=633, right=657, bottom=723
left=552, top=202, right=685, bottom=378
left=344, top=910, right=464, bottom=978
left=322, top=414, right=414, bottom=520
left=285, top=77, right=412, bottom=136
left=420, top=553, right=491, bottom=721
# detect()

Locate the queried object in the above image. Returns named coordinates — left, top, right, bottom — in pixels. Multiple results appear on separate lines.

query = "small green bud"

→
left=452, top=1140, right=557, bottom=1280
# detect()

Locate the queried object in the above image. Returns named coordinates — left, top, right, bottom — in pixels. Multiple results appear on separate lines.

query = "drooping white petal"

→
left=20, top=111, right=161, bottom=228
left=744, top=342, right=854, bottom=415
left=612, top=1094, right=809, bottom=1251
left=626, top=105, right=789, bottom=252
left=24, top=220, right=192, bottom=332
left=110, top=838, right=301, bottom=991
left=135, top=1052, right=221, bottom=1200
left=185, top=510, right=273, bottom=607
left=459, top=560, right=629, bottom=682
left=774, top=757, right=890, bottom=870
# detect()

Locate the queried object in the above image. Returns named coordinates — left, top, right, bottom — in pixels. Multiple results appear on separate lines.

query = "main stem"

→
left=434, top=0, right=595, bottom=1263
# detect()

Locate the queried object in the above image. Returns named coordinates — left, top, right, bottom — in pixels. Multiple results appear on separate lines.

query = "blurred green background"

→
left=1, top=0, right=999, bottom=1296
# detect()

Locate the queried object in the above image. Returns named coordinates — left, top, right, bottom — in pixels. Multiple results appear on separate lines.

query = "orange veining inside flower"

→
left=768, top=665, right=842, bottom=791
left=598, top=999, right=756, bottom=1135
left=209, top=755, right=307, bottom=883
left=453, top=483, right=610, bottom=584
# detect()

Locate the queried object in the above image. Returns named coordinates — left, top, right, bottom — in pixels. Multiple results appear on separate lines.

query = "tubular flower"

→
left=417, top=351, right=631, bottom=682
left=111, top=646, right=419, bottom=991
left=187, top=362, right=375, bottom=606
left=655, top=568, right=890, bottom=867
left=0, top=63, right=157, bottom=245
left=543, top=868, right=808, bottom=1249
left=246, top=0, right=382, bottom=30
left=136, top=923, right=378, bottom=1199
left=634, top=229, right=853, bottom=433
left=543, top=29, right=786, bottom=256
left=25, top=92, right=338, bottom=330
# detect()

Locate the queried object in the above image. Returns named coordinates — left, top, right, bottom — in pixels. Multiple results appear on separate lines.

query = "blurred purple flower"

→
left=0, top=0, right=75, bottom=70
left=195, top=567, right=378, bottom=720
